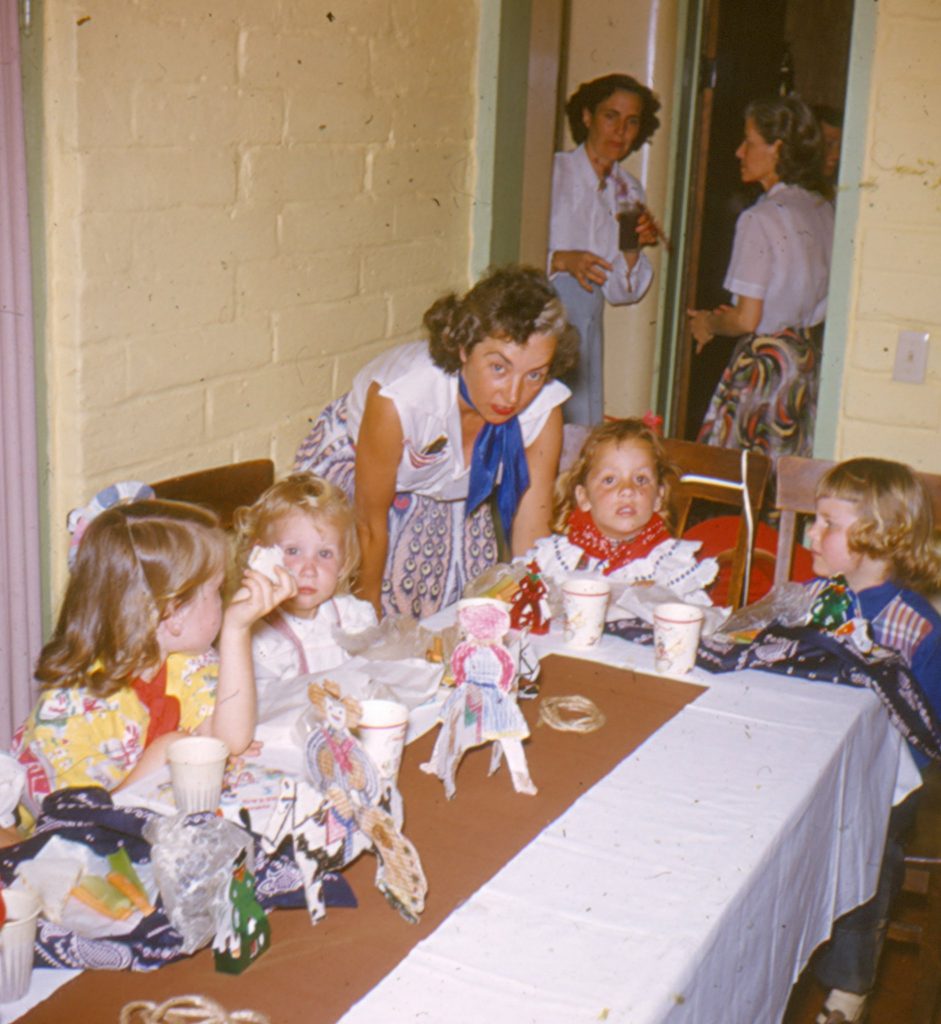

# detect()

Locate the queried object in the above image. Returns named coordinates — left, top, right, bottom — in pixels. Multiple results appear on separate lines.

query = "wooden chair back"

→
left=152, top=459, right=275, bottom=530
left=661, top=438, right=772, bottom=609
left=773, top=456, right=941, bottom=588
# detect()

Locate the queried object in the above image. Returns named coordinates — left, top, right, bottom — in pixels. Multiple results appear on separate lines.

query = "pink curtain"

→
left=0, top=0, right=41, bottom=747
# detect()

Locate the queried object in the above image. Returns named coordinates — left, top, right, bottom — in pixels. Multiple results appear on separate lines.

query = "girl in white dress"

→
left=233, top=474, right=378, bottom=709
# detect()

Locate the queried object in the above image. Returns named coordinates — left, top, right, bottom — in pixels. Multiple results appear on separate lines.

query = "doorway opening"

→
left=666, top=0, right=854, bottom=440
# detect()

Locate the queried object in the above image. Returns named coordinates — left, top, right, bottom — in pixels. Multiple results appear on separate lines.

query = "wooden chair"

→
left=661, top=438, right=772, bottom=609
left=773, top=455, right=941, bottom=588
left=151, top=458, right=275, bottom=529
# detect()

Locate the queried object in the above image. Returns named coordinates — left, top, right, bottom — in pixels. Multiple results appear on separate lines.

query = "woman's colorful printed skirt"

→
left=697, top=325, right=823, bottom=460
left=294, top=396, right=497, bottom=619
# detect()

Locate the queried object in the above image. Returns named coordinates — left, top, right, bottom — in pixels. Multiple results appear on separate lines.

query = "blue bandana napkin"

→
left=458, top=374, right=530, bottom=537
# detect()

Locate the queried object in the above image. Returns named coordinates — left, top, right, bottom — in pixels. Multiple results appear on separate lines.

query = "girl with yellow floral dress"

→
left=13, top=497, right=294, bottom=817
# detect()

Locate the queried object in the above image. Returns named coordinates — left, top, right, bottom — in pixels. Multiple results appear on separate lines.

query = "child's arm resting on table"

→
left=204, top=566, right=297, bottom=755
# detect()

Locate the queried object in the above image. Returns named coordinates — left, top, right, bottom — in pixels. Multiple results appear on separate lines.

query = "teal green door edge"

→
left=652, top=0, right=702, bottom=428
left=472, top=0, right=533, bottom=277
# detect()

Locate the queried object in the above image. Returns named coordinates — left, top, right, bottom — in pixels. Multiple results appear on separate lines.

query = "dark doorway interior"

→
left=674, top=0, right=853, bottom=439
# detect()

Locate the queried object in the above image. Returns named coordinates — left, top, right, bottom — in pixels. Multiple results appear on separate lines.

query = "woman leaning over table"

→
left=294, top=265, right=578, bottom=620
left=548, top=73, right=661, bottom=426
left=688, top=94, right=834, bottom=460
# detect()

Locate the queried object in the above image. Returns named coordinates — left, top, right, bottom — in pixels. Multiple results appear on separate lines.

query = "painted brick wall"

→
left=40, top=0, right=480, bottom=582
left=838, top=0, right=941, bottom=468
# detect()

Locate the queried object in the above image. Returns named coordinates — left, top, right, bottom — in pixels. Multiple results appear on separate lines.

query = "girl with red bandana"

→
left=527, top=418, right=717, bottom=603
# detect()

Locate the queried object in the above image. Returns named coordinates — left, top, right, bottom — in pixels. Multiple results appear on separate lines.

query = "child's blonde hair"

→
left=36, top=500, right=227, bottom=697
left=553, top=418, right=675, bottom=533
left=233, top=473, right=359, bottom=593
left=817, top=457, right=941, bottom=592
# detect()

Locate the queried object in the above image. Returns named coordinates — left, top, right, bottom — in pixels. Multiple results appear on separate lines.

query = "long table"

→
left=340, top=632, right=918, bottom=1022
left=12, top=628, right=918, bottom=1023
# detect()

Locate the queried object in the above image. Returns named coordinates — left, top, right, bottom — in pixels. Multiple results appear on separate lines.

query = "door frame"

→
left=656, top=0, right=876, bottom=458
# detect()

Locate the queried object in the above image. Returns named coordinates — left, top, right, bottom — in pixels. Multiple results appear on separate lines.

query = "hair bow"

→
left=67, top=481, right=156, bottom=569
left=642, top=410, right=664, bottom=435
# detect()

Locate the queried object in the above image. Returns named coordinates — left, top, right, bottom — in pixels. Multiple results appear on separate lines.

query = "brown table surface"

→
left=21, top=656, right=704, bottom=1024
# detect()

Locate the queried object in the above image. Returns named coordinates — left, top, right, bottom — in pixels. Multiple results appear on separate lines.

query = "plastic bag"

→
left=0, top=754, right=25, bottom=828
left=462, top=562, right=528, bottom=603
left=144, top=814, right=254, bottom=954
left=714, top=582, right=814, bottom=640
left=335, top=614, right=436, bottom=662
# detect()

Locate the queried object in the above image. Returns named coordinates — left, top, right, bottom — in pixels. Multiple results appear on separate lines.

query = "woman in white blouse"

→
left=294, top=266, right=578, bottom=620
left=548, top=73, right=662, bottom=425
left=688, top=95, right=834, bottom=460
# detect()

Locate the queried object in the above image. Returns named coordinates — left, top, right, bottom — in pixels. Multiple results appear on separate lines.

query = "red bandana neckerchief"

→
left=132, top=661, right=181, bottom=747
left=566, top=509, right=672, bottom=576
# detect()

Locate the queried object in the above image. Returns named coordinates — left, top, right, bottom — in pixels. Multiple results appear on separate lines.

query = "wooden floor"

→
left=784, top=939, right=920, bottom=1023
left=784, top=764, right=941, bottom=1024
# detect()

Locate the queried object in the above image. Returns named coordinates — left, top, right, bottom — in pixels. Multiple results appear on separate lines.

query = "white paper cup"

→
left=562, top=577, right=611, bottom=648
left=356, top=700, right=409, bottom=783
left=0, top=888, right=40, bottom=1002
left=653, top=602, right=705, bottom=676
left=167, top=736, right=229, bottom=814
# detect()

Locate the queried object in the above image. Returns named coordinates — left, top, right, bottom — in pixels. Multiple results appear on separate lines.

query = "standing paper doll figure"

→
left=421, top=599, right=536, bottom=798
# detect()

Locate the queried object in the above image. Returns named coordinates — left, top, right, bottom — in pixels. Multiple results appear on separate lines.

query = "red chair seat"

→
left=683, top=516, right=815, bottom=606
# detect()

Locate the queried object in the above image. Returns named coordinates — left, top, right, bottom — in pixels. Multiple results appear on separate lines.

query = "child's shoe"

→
left=815, top=988, right=867, bottom=1024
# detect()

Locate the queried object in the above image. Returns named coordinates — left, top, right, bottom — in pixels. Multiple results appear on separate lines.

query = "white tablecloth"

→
left=338, top=627, right=920, bottom=1024
left=10, top=627, right=920, bottom=1024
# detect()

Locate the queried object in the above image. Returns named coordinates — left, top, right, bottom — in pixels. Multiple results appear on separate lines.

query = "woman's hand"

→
left=636, top=209, right=661, bottom=248
left=687, top=308, right=718, bottom=352
left=550, top=250, right=612, bottom=292
left=688, top=297, right=763, bottom=353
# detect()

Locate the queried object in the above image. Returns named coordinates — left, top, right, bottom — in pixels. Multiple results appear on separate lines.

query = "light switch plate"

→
left=893, top=330, right=929, bottom=384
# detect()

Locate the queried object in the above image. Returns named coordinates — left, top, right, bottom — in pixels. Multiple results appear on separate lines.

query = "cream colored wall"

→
left=563, top=0, right=679, bottom=418
left=38, top=0, right=480, bottom=587
left=835, top=0, right=941, bottom=470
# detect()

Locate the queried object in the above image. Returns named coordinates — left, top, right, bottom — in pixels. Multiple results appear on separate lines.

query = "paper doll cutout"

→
left=261, top=682, right=426, bottom=924
left=421, top=599, right=536, bottom=798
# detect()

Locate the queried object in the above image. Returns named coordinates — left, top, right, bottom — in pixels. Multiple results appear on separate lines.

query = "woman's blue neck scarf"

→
left=458, top=374, right=530, bottom=538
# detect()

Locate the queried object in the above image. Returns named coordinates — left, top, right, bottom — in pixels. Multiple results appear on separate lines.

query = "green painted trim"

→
left=813, top=0, right=876, bottom=459
left=472, top=0, right=532, bottom=276
left=653, top=0, right=701, bottom=425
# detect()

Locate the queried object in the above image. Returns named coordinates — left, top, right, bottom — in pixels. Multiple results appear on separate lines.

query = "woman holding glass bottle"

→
left=548, top=73, right=662, bottom=425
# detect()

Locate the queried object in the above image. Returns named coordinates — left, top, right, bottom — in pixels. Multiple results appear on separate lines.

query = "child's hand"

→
left=225, top=566, right=297, bottom=631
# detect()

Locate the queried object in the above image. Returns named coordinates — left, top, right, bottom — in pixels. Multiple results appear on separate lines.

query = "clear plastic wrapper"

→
left=0, top=753, right=25, bottom=827
left=335, top=614, right=436, bottom=662
left=462, top=562, right=529, bottom=604
left=144, top=814, right=254, bottom=954
left=714, top=582, right=814, bottom=639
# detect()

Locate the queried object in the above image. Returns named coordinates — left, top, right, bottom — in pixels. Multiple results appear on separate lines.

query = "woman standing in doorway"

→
left=688, top=95, right=834, bottom=460
left=548, top=73, right=661, bottom=426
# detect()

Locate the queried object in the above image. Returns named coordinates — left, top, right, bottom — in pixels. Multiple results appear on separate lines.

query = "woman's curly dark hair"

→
left=424, top=264, right=579, bottom=379
left=746, top=95, right=827, bottom=195
left=565, top=74, right=660, bottom=152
